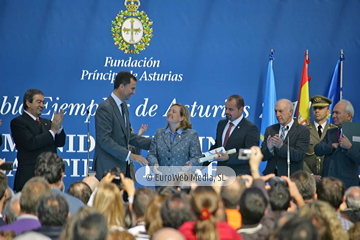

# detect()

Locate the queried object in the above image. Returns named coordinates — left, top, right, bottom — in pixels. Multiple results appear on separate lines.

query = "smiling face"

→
left=167, top=105, right=184, bottom=124
left=118, top=78, right=136, bottom=101
left=26, top=94, right=45, bottom=117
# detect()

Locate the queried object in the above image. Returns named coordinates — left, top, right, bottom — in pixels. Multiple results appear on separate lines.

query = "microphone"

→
left=285, top=126, right=290, bottom=177
left=86, top=110, right=91, bottom=177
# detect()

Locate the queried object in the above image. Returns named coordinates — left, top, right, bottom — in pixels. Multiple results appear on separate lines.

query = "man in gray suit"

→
left=261, top=99, right=310, bottom=176
left=93, top=71, right=151, bottom=180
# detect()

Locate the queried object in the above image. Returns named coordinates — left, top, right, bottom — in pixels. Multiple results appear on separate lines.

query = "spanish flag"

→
left=296, top=51, right=311, bottom=125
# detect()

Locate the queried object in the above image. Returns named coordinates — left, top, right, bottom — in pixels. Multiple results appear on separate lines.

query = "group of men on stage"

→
left=8, top=71, right=360, bottom=192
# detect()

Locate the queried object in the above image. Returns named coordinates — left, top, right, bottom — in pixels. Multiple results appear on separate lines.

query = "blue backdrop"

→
left=1, top=0, right=360, bottom=190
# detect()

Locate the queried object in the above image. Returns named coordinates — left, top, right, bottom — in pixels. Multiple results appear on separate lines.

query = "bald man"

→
left=261, top=99, right=310, bottom=176
left=153, top=228, right=185, bottom=240
left=82, top=176, right=99, bottom=192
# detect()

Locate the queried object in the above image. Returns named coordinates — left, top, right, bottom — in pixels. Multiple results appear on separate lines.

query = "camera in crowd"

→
left=102, top=167, right=122, bottom=189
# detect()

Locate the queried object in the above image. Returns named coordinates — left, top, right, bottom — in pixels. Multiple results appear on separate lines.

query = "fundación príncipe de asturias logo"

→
left=111, top=0, right=154, bottom=54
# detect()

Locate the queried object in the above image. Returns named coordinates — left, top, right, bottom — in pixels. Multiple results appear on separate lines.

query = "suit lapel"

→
left=310, top=123, right=320, bottom=141
left=23, top=113, right=43, bottom=134
left=218, top=120, right=227, bottom=146
left=161, top=129, right=172, bottom=149
left=172, top=129, right=186, bottom=147
left=109, top=96, right=129, bottom=140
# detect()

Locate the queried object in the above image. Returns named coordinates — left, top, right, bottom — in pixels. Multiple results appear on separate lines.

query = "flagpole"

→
left=339, top=49, right=344, bottom=100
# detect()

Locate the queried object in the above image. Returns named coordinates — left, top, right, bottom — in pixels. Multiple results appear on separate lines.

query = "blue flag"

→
left=326, top=59, right=341, bottom=122
left=260, top=59, right=277, bottom=145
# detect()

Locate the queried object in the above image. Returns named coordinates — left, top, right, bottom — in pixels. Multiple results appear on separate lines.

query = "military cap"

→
left=310, top=95, right=332, bottom=107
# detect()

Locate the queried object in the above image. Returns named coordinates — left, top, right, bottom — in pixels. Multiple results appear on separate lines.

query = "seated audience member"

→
left=0, top=177, right=52, bottom=235
left=128, top=187, right=156, bottom=237
left=59, top=206, right=98, bottom=240
left=178, top=186, right=242, bottom=240
left=275, top=216, right=319, bottom=240
left=348, top=222, right=360, bottom=240
left=290, top=170, right=317, bottom=202
left=33, top=193, right=70, bottom=239
left=93, top=182, right=125, bottom=230
left=317, top=177, right=353, bottom=231
left=3, top=193, right=21, bottom=224
left=34, top=152, right=84, bottom=216
left=237, top=146, right=275, bottom=240
left=82, top=176, right=99, bottom=192
left=72, top=212, right=108, bottom=240
left=160, top=192, right=194, bottom=229
left=268, top=183, right=291, bottom=218
left=298, top=200, right=348, bottom=240
left=67, top=181, right=92, bottom=204
left=153, top=228, right=185, bottom=240
left=342, top=186, right=360, bottom=223
left=0, top=172, right=9, bottom=226
left=220, top=178, right=245, bottom=229
left=144, top=194, right=169, bottom=239
left=238, top=188, right=268, bottom=240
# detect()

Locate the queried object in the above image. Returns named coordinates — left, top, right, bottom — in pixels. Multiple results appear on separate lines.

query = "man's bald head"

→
left=153, top=228, right=185, bottom=240
left=82, top=176, right=99, bottom=192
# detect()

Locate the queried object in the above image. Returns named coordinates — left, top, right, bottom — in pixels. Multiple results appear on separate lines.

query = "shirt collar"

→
left=314, top=121, right=327, bottom=130
left=282, top=118, right=294, bottom=130
left=165, top=128, right=183, bottom=135
left=111, top=92, right=124, bottom=106
left=228, top=114, right=243, bottom=127
left=24, top=110, right=38, bottom=121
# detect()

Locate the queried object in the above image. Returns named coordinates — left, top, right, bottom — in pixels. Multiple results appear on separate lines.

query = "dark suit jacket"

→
left=261, top=121, right=310, bottom=176
left=315, top=128, right=360, bottom=188
left=93, top=95, right=151, bottom=179
left=10, top=113, right=66, bottom=192
left=209, top=117, right=259, bottom=175
left=147, top=128, right=202, bottom=166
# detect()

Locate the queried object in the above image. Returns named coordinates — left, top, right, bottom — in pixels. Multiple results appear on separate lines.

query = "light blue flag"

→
left=326, top=59, right=341, bottom=123
left=260, top=58, right=277, bottom=145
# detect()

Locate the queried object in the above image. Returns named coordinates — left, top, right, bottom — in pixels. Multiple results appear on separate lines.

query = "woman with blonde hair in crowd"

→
left=298, top=200, right=348, bottom=240
left=93, top=182, right=125, bottom=230
left=144, top=194, right=169, bottom=238
left=179, top=186, right=242, bottom=240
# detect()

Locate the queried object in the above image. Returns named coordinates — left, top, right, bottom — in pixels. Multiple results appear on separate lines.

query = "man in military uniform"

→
left=303, top=95, right=337, bottom=181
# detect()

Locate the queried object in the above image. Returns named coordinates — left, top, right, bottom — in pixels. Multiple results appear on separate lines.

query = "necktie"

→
left=223, top=122, right=234, bottom=147
left=317, top=125, right=322, bottom=138
left=36, top=118, right=41, bottom=126
left=121, top=102, right=127, bottom=124
left=280, top=126, right=288, bottom=141
left=337, top=128, right=341, bottom=142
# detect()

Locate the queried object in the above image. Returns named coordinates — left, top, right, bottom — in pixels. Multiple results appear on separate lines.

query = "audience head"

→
left=317, top=177, right=345, bottom=210
left=290, top=170, right=317, bottom=201
left=221, top=177, right=246, bottom=209
left=133, top=187, right=157, bottom=220
left=345, top=186, right=360, bottom=209
left=165, top=103, right=192, bottom=130
left=153, top=228, right=185, bottom=240
left=239, top=187, right=268, bottom=225
left=332, top=99, right=354, bottom=126
left=190, top=186, right=219, bottom=240
left=37, top=193, right=69, bottom=227
left=107, top=229, right=135, bottom=240
left=82, top=176, right=99, bottom=192
left=59, top=206, right=98, bottom=240
left=225, top=95, right=244, bottom=121
left=93, top=182, right=124, bottom=228
left=3, top=192, right=21, bottom=224
left=0, top=172, right=8, bottom=201
left=35, top=152, right=65, bottom=187
left=161, top=192, right=194, bottom=229
left=275, top=216, right=319, bottom=240
left=67, top=181, right=92, bottom=204
left=348, top=222, right=360, bottom=240
left=72, top=212, right=108, bottom=240
left=275, top=99, right=294, bottom=126
left=268, top=183, right=291, bottom=213
left=298, top=200, right=347, bottom=240
left=145, top=194, right=169, bottom=238
left=14, top=231, right=51, bottom=240
left=20, top=177, right=51, bottom=215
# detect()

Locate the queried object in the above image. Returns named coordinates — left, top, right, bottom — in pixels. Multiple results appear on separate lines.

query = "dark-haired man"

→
left=11, top=89, right=66, bottom=192
left=209, top=94, right=259, bottom=175
left=93, top=71, right=151, bottom=179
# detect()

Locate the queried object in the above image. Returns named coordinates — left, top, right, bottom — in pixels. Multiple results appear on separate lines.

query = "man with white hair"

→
left=315, top=100, right=360, bottom=188
left=261, top=99, right=310, bottom=176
